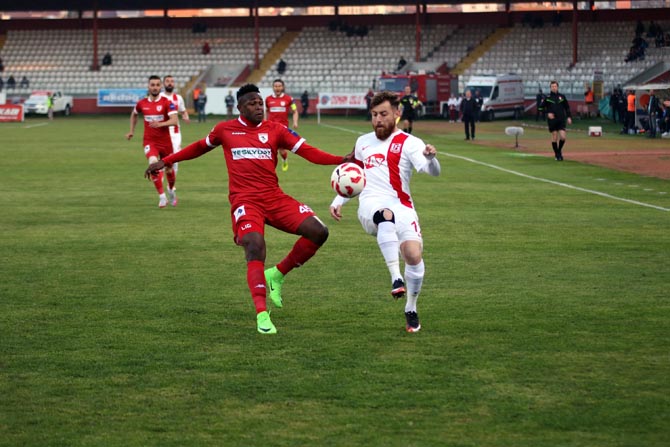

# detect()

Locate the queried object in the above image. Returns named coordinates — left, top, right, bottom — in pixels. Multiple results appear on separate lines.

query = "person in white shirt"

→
left=161, top=75, right=190, bottom=183
left=329, top=91, right=441, bottom=333
left=447, top=94, right=457, bottom=122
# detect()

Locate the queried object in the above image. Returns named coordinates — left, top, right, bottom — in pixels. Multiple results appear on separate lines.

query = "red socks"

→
left=150, top=171, right=164, bottom=194
left=247, top=260, right=267, bottom=313
left=166, top=169, right=176, bottom=190
left=277, top=237, right=320, bottom=275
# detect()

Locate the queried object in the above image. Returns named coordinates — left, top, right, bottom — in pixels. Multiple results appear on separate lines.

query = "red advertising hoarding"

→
left=0, top=104, right=25, bottom=122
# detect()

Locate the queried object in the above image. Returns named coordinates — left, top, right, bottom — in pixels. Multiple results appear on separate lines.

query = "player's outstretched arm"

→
left=296, top=142, right=348, bottom=165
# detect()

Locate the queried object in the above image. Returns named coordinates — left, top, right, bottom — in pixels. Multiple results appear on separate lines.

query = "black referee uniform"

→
left=540, top=91, right=571, bottom=160
left=400, top=93, right=420, bottom=134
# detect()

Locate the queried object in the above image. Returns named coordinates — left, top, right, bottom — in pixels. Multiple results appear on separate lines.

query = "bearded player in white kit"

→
left=161, top=75, right=190, bottom=205
left=330, top=91, right=441, bottom=332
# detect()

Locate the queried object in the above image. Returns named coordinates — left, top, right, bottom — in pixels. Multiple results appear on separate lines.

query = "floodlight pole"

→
left=91, top=4, right=100, bottom=71
left=572, top=0, right=578, bottom=67
left=254, top=2, right=260, bottom=69
left=415, top=1, right=421, bottom=63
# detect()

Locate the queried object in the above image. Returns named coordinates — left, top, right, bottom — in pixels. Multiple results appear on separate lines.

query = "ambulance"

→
left=464, top=74, right=524, bottom=121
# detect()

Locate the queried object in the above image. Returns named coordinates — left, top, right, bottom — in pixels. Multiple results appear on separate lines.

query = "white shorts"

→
left=170, top=132, right=182, bottom=153
left=357, top=197, right=422, bottom=244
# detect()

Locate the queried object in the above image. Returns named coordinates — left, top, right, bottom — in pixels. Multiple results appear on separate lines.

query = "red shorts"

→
left=230, top=192, right=315, bottom=245
left=143, top=143, right=173, bottom=160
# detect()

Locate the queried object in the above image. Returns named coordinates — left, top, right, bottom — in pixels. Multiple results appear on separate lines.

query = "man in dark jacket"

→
left=539, top=80, right=572, bottom=161
left=647, top=89, right=660, bottom=138
left=460, top=89, right=477, bottom=140
left=473, top=89, right=483, bottom=122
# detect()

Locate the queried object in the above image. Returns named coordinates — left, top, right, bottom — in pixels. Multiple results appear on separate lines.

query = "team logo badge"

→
left=280, top=101, right=286, bottom=106
left=259, top=133, right=268, bottom=143
left=156, top=105, right=162, bottom=112
left=390, top=143, right=402, bottom=154
left=234, top=205, right=246, bottom=222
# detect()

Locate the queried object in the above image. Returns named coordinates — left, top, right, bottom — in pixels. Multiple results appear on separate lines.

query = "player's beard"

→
left=164, top=86, right=174, bottom=93
left=374, top=121, right=395, bottom=140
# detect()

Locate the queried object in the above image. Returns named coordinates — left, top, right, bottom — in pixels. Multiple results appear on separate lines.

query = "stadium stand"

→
left=461, top=21, right=670, bottom=96
left=257, top=24, right=458, bottom=93
left=0, top=18, right=668, bottom=102
left=0, top=27, right=283, bottom=95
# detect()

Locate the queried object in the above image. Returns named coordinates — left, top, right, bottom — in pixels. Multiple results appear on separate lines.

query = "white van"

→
left=464, top=74, right=524, bottom=121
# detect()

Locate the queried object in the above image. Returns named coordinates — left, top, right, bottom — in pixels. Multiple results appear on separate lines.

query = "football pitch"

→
left=1, top=114, right=668, bottom=446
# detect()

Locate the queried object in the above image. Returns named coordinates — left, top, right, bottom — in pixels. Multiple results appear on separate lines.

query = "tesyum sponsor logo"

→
left=231, top=147, right=272, bottom=160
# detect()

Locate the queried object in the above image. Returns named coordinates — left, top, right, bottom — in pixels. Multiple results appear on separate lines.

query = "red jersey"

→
left=265, top=93, right=294, bottom=127
left=133, top=96, right=177, bottom=148
left=163, top=116, right=343, bottom=202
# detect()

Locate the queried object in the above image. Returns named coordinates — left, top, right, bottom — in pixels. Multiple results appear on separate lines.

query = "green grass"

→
left=1, top=114, right=669, bottom=446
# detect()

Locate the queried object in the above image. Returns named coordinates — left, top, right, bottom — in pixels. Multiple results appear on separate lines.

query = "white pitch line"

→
left=319, top=123, right=364, bottom=135
left=442, top=152, right=670, bottom=212
left=23, top=122, right=49, bottom=129
left=321, top=122, right=670, bottom=212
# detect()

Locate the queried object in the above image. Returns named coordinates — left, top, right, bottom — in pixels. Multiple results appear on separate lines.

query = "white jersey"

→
left=160, top=92, right=185, bottom=137
left=355, top=129, right=435, bottom=209
left=331, top=129, right=440, bottom=240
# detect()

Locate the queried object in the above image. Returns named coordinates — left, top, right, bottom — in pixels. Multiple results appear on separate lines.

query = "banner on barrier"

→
left=97, top=89, right=148, bottom=107
left=0, top=104, right=24, bottom=122
left=317, top=92, right=367, bottom=109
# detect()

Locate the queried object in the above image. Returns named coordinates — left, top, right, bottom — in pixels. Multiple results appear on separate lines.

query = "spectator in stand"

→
left=655, top=30, right=665, bottom=48
left=396, top=56, right=407, bottom=72
left=300, top=90, right=309, bottom=118
left=551, top=11, right=562, bottom=27
left=616, top=86, right=626, bottom=125
left=19, top=76, right=29, bottom=89
left=0, top=76, right=4, bottom=92
left=647, top=89, right=660, bottom=139
left=0, top=57, right=4, bottom=72
left=225, top=90, right=235, bottom=118
left=7, top=75, right=15, bottom=89
left=660, top=102, right=669, bottom=137
left=609, top=88, right=619, bottom=123
left=195, top=89, right=207, bottom=123
left=202, top=41, right=211, bottom=55
left=625, top=89, right=636, bottom=134
left=584, top=85, right=594, bottom=117
left=447, top=94, right=458, bottom=123
left=102, top=52, right=112, bottom=66
left=635, top=21, right=645, bottom=37
left=277, top=58, right=287, bottom=75
left=536, top=89, right=546, bottom=121
left=365, top=88, right=374, bottom=120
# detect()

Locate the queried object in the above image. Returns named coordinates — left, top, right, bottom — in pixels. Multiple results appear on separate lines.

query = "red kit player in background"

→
left=145, top=84, right=350, bottom=334
left=127, top=75, right=178, bottom=208
left=265, top=78, right=299, bottom=172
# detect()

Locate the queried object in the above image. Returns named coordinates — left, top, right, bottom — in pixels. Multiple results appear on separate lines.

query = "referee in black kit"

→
left=539, top=80, right=572, bottom=161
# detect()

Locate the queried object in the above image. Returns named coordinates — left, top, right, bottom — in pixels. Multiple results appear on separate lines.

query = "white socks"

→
left=377, top=221, right=402, bottom=281
left=404, top=261, right=425, bottom=313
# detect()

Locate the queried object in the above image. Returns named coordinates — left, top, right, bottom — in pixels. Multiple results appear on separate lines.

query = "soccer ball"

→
left=331, top=163, right=366, bottom=198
